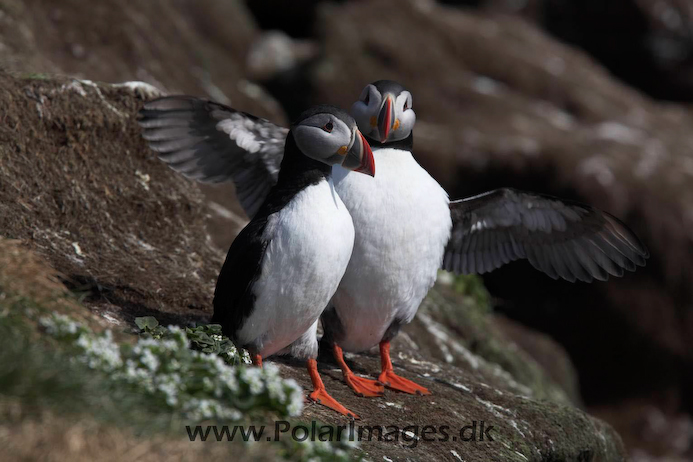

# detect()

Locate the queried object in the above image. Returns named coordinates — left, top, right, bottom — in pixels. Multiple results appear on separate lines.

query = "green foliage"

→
left=447, top=272, right=491, bottom=312
left=135, top=315, right=160, bottom=331
left=280, top=438, right=359, bottom=462
left=0, top=302, right=180, bottom=433
left=0, top=304, right=360, bottom=461
left=136, top=317, right=250, bottom=365
left=40, top=313, right=304, bottom=421
left=18, top=72, right=51, bottom=81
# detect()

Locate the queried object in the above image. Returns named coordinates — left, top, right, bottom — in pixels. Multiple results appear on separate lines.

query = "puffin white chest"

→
left=238, top=178, right=355, bottom=358
left=331, top=148, right=452, bottom=352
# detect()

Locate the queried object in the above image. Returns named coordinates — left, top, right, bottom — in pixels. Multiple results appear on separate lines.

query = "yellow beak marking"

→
left=393, top=119, right=400, bottom=131
left=337, top=145, right=348, bottom=156
left=369, top=116, right=377, bottom=127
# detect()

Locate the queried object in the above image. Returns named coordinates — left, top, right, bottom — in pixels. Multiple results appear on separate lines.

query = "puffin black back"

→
left=211, top=216, right=267, bottom=337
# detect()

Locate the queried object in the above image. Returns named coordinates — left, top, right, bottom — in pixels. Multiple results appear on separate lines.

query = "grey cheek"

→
left=295, top=129, right=335, bottom=158
left=323, top=153, right=344, bottom=165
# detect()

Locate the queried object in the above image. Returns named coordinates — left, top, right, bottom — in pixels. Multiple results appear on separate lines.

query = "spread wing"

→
left=138, top=96, right=287, bottom=218
left=442, top=188, right=649, bottom=282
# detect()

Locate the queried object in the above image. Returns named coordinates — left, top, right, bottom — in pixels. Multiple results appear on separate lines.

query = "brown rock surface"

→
left=0, top=71, right=625, bottom=462
left=2, top=0, right=692, bottom=458
left=0, top=0, right=285, bottom=249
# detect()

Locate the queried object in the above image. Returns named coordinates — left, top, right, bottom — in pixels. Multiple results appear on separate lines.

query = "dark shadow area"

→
left=438, top=0, right=484, bottom=6
left=439, top=0, right=693, bottom=102
left=441, top=162, right=691, bottom=417
left=261, top=66, right=318, bottom=122
left=64, top=274, right=210, bottom=329
left=541, top=0, right=693, bottom=102
left=244, top=0, right=327, bottom=38
left=487, top=264, right=685, bottom=407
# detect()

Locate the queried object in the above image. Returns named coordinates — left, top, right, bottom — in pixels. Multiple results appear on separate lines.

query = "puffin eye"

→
left=322, top=121, right=334, bottom=133
left=363, top=93, right=370, bottom=105
left=403, top=101, right=409, bottom=111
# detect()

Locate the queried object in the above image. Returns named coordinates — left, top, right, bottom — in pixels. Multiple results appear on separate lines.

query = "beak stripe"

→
left=355, top=131, right=375, bottom=177
left=378, top=96, right=394, bottom=143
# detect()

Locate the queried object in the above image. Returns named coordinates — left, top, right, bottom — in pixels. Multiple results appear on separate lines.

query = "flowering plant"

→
left=39, top=313, right=304, bottom=421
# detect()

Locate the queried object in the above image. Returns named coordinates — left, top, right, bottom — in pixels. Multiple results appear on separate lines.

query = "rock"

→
left=308, top=0, right=693, bottom=448
left=492, top=314, right=581, bottom=406
left=0, top=0, right=289, bottom=250
left=472, top=0, right=693, bottom=102
left=274, top=277, right=627, bottom=461
left=0, top=72, right=224, bottom=326
left=0, top=71, right=626, bottom=461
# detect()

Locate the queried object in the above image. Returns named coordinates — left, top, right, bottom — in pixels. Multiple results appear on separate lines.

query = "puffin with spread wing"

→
left=139, top=80, right=648, bottom=399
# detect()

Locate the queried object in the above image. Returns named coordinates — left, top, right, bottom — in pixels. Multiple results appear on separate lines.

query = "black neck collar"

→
left=256, top=133, right=332, bottom=218
left=275, top=133, right=332, bottom=185
left=366, top=132, right=413, bottom=152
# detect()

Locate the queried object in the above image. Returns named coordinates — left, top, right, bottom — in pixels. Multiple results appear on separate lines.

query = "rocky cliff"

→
left=0, top=71, right=625, bottom=461
left=1, top=0, right=691, bottom=459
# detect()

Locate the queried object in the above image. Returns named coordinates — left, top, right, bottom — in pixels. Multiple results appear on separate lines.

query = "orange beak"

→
left=342, top=130, right=375, bottom=177
left=377, top=95, right=395, bottom=143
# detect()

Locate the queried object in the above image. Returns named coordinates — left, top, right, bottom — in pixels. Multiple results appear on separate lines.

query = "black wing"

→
left=138, top=96, right=287, bottom=218
left=211, top=218, right=269, bottom=339
left=442, top=188, right=649, bottom=282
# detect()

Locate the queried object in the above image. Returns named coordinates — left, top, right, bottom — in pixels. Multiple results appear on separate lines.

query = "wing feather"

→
left=443, top=188, right=648, bottom=282
left=138, top=96, right=288, bottom=219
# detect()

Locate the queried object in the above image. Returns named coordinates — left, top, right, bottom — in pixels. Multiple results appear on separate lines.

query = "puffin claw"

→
left=331, top=343, right=384, bottom=398
left=378, top=370, right=431, bottom=396
left=306, top=359, right=359, bottom=418
left=309, top=388, right=359, bottom=419
left=344, top=373, right=385, bottom=398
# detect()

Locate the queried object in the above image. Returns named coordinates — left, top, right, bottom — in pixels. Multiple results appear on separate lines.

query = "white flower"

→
left=286, top=380, right=304, bottom=416
left=39, top=313, right=82, bottom=337
left=218, top=367, right=239, bottom=393
left=240, top=367, right=266, bottom=395
left=140, top=348, right=160, bottom=371
left=267, top=379, right=286, bottom=402
left=40, top=312, right=317, bottom=428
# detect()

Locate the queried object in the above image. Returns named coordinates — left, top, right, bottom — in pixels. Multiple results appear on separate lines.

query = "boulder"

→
left=0, top=0, right=288, bottom=250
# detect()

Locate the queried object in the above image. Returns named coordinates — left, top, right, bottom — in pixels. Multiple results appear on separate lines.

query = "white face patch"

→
left=292, top=114, right=353, bottom=164
left=350, top=85, right=382, bottom=139
left=392, top=91, right=415, bottom=142
left=351, top=86, right=416, bottom=143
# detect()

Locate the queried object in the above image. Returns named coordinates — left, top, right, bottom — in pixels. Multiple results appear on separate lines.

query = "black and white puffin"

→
left=139, top=81, right=649, bottom=398
left=207, top=105, right=374, bottom=418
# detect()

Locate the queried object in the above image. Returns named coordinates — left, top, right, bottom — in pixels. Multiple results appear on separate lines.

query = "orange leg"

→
left=378, top=341, right=431, bottom=395
left=252, top=354, right=263, bottom=368
left=307, top=359, right=359, bottom=419
left=333, top=344, right=384, bottom=397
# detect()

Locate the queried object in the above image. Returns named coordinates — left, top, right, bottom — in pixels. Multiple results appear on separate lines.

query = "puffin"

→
left=138, top=81, right=649, bottom=398
left=205, top=104, right=374, bottom=418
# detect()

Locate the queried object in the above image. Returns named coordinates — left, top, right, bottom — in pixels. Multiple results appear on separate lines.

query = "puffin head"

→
left=350, top=80, right=415, bottom=144
left=291, top=105, right=375, bottom=176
